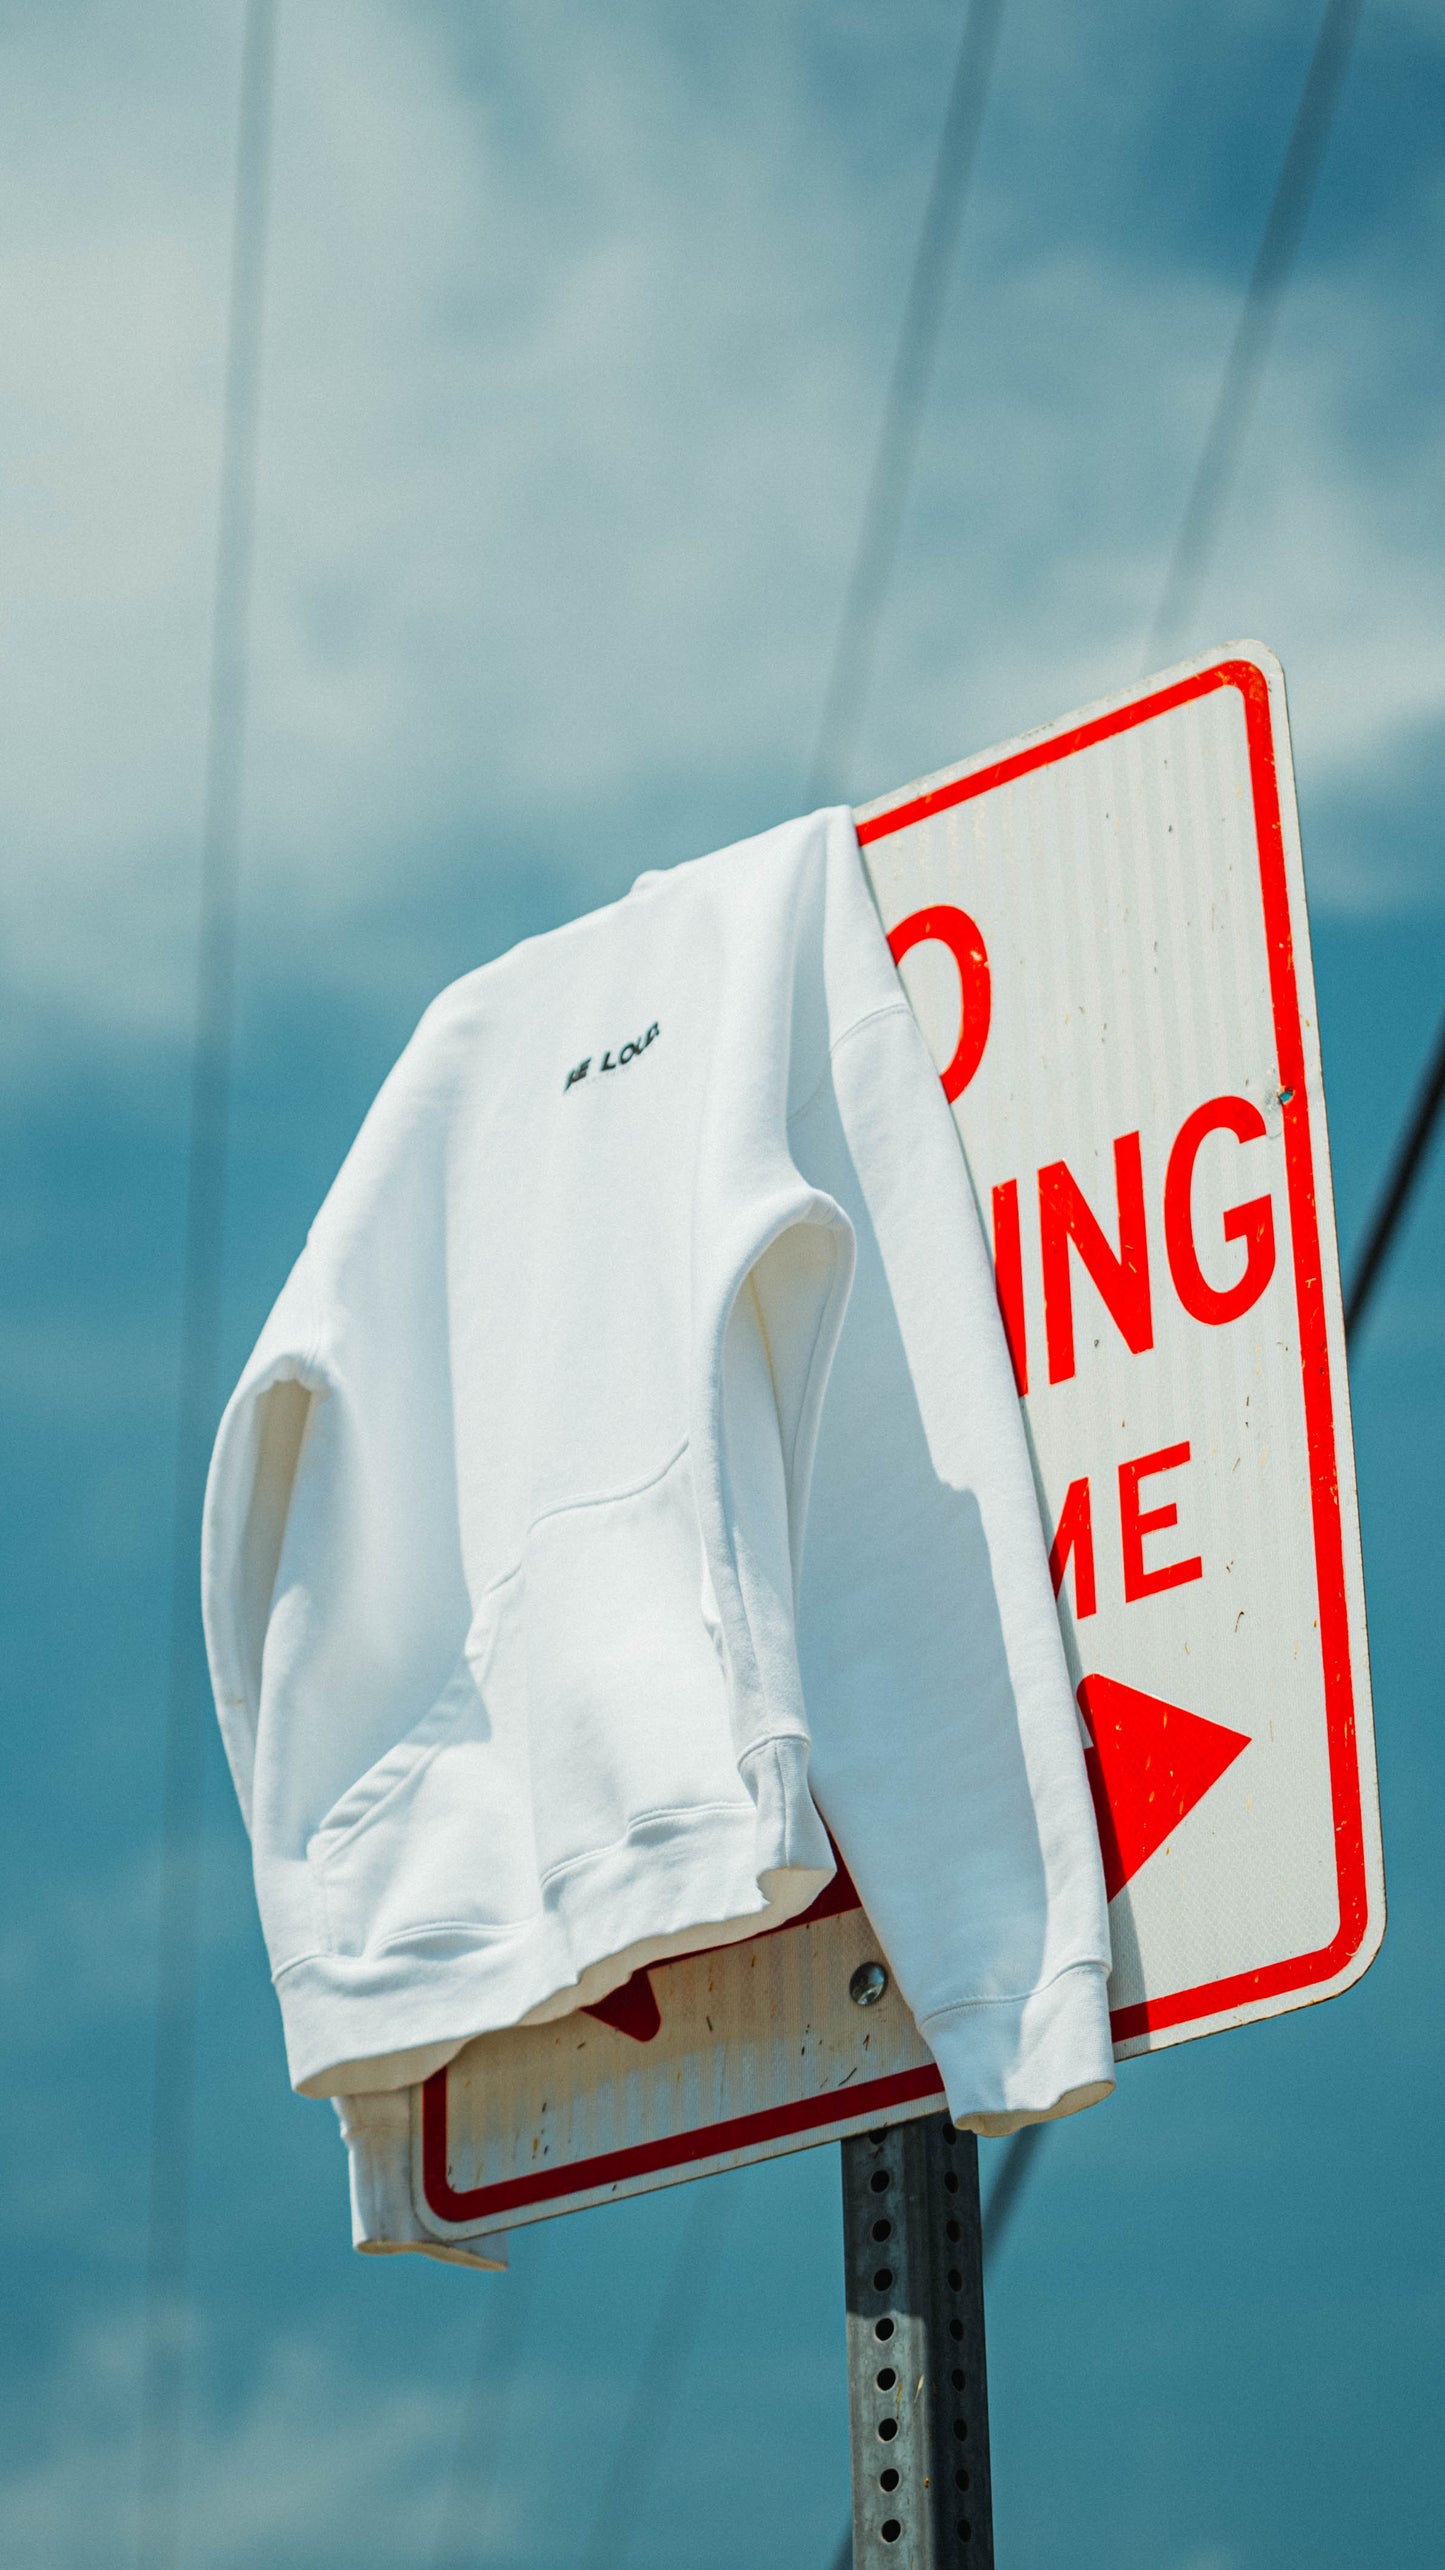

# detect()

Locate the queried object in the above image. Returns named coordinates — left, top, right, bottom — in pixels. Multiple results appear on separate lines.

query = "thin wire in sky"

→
left=427, top=2249, right=540, bottom=2570
left=1146, top=0, right=1366, bottom=670
left=1343, top=1008, right=1445, bottom=1344
left=580, top=2177, right=734, bottom=2570
left=135, top=8, right=276, bottom=2565
left=806, top=0, right=1004, bottom=806
left=427, top=23, right=1000, bottom=2559
left=982, top=0, right=1371, bottom=2273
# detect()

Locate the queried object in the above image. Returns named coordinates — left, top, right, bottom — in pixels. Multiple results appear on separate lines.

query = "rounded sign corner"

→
left=1330, top=1874, right=1388, bottom=2004
left=1221, top=636, right=1285, bottom=694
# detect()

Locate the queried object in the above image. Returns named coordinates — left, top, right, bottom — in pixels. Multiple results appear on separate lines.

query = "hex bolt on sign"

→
left=849, top=1961, right=890, bottom=2008
left=840, top=2113, right=993, bottom=2567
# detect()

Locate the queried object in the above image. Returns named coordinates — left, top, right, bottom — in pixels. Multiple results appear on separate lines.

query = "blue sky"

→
left=1, top=3, right=1443, bottom=2564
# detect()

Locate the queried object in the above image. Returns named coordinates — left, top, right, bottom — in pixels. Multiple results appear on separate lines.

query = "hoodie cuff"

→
left=332, top=2090, right=509, bottom=2269
left=919, top=1960, right=1115, bottom=2138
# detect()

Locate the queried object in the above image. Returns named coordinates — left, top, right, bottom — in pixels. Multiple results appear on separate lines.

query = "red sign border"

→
left=421, top=654, right=1369, bottom=2229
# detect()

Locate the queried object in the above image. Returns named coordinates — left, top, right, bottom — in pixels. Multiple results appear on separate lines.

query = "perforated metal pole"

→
left=840, top=2114, right=994, bottom=2568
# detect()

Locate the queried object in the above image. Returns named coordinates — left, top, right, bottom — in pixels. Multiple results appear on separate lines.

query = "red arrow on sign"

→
left=581, top=1849, right=866, bottom=2043
left=584, top=1686, right=1248, bottom=2042
left=1078, top=1672, right=1250, bottom=1903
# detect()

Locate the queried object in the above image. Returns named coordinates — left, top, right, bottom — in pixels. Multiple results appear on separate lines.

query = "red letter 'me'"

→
left=1119, top=1441, right=1202, bottom=1603
left=1048, top=1476, right=1097, bottom=1620
left=1039, top=1131, right=1154, bottom=1384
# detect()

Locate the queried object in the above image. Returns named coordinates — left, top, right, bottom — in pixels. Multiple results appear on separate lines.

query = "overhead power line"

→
left=428, top=20, right=1002, bottom=2556
left=981, top=0, right=1372, bottom=2280
left=979, top=2118, right=1043, bottom=2258
left=823, top=0, right=1375, bottom=2547
left=806, top=0, right=1004, bottom=806
left=428, top=2248, right=540, bottom=2570
left=580, top=2177, right=734, bottom=2570
left=1146, top=0, right=1366, bottom=669
left=1343, top=1009, right=1445, bottom=1343
left=136, top=8, right=276, bottom=2566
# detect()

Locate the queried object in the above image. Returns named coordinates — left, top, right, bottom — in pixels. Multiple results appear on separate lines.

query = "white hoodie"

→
left=202, top=808, right=1113, bottom=2131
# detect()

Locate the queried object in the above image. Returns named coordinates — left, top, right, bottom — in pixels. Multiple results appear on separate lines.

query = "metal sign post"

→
left=840, top=2118, right=993, bottom=2568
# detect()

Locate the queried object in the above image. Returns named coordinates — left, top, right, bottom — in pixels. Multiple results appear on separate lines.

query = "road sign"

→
left=346, top=643, right=1383, bottom=2256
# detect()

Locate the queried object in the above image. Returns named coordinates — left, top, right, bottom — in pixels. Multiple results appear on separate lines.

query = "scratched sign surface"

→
left=348, top=643, right=1382, bottom=2255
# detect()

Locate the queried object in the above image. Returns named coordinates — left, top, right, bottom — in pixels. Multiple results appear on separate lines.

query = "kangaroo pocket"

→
left=305, top=1600, right=536, bottom=1960
left=304, top=1445, right=745, bottom=1965
left=521, top=1442, right=745, bottom=1886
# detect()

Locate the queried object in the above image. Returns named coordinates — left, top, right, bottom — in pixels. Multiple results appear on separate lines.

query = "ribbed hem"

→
left=282, top=1738, right=832, bottom=2097
left=333, top=2092, right=509, bottom=2269
left=920, top=1960, right=1115, bottom=2138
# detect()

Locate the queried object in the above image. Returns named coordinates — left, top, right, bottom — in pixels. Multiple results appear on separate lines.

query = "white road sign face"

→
left=360, top=644, right=1383, bottom=2253
left=861, top=643, right=1381, bottom=2058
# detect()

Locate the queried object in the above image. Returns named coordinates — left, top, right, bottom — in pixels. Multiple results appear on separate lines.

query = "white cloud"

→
left=0, top=2292, right=847, bottom=2570
left=0, top=1832, right=252, bottom=2042
left=0, top=0, right=1441, bottom=1061
left=0, top=2319, right=477, bottom=2570
left=0, top=1833, right=256, bottom=2253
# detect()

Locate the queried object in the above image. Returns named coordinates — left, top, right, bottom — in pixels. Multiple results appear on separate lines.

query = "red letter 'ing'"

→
left=1164, top=1094, right=1276, bottom=1327
left=1039, top=1131, right=1153, bottom=1384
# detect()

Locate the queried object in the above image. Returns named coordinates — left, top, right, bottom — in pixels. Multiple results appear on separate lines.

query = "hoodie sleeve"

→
left=201, top=1010, right=476, bottom=2084
left=201, top=1248, right=329, bottom=1834
left=790, top=982, right=1115, bottom=2136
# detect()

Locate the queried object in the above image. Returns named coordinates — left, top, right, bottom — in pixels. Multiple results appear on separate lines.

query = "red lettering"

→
left=887, top=906, right=992, bottom=1103
left=1039, top=1131, right=1153, bottom=1384
left=991, top=1178, right=1027, bottom=1395
left=1164, top=1093, right=1277, bottom=1327
left=1119, top=1442, right=1202, bottom=1603
left=1048, top=1476, right=1097, bottom=1619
